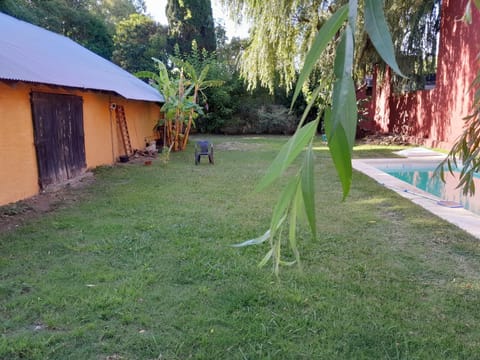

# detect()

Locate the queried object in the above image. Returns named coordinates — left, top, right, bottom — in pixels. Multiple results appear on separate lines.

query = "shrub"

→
left=256, top=105, right=298, bottom=134
left=220, top=104, right=298, bottom=135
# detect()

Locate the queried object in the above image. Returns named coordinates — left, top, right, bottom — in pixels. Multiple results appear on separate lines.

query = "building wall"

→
left=108, top=97, right=161, bottom=159
left=0, top=81, right=160, bottom=206
left=0, top=82, right=39, bottom=205
left=371, top=0, right=480, bottom=149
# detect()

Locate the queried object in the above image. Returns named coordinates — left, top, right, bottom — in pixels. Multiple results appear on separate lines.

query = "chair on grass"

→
left=195, top=140, right=214, bottom=165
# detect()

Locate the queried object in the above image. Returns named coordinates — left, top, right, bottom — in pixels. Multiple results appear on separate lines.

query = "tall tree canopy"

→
left=166, top=0, right=216, bottom=53
left=0, top=0, right=114, bottom=59
left=96, top=0, right=147, bottom=28
left=113, top=14, right=168, bottom=73
left=220, top=0, right=441, bottom=94
left=0, top=0, right=151, bottom=60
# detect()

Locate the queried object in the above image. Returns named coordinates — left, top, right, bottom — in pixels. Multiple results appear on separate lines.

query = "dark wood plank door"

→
left=31, top=92, right=86, bottom=188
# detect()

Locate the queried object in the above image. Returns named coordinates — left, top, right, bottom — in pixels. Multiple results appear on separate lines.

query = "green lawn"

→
left=1, top=136, right=480, bottom=359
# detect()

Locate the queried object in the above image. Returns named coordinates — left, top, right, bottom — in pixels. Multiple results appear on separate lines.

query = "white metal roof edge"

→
left=0, top=12, right=164, bottom=103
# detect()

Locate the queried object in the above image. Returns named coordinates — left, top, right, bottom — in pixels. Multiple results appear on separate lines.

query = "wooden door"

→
left=31, top=92, right=86, bottom=188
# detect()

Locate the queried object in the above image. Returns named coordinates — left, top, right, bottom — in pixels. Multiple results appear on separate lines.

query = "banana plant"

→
left=137, top=58, right=203, bottom=152
left=173, top=59, right=224, bottom=150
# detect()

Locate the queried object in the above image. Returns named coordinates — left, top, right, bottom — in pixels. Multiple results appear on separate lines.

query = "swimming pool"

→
left=352, top=156, right=480, bottom=239
left=380, top=164, right=480, bottom=215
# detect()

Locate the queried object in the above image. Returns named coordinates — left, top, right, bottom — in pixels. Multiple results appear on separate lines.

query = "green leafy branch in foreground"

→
left=234, top=0, right=405, bottom=276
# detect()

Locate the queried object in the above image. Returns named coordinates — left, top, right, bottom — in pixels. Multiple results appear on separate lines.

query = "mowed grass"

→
left=1, top=136, right=480, bottom=359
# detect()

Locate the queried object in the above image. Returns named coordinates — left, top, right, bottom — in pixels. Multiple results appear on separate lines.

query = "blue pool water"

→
left=380, top=165, right=480, bottom=215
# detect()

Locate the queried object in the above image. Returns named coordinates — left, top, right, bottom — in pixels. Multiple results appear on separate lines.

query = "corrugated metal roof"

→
left=0, top=12, right=164, bottom=102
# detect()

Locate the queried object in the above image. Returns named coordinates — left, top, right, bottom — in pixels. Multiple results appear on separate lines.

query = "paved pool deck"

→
left=353, top=151, right=480, bottom=240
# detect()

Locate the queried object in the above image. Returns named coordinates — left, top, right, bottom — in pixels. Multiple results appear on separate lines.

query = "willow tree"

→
left=220, top=0, right=332, bottom=94
left=221, top=0, right=440, bottom=93
left=384, top=0, right=442, bottom=92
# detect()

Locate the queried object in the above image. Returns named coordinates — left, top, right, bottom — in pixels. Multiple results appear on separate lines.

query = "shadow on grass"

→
left=312, top=138, right=409, bottom=159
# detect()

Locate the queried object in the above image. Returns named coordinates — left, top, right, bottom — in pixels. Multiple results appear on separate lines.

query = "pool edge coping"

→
left=353, top=157, right=480, bottom=240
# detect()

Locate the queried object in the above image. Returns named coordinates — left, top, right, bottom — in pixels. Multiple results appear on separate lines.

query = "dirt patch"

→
left=215, top=142, right=263, bottom=151
left=115, top=151, right=159, bottom=165
left=359, top=133, right=415, bottom=146
left=0, top=172, right=95, bottom=233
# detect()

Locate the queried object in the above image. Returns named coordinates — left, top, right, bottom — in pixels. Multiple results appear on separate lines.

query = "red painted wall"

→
left=371, top=0, right=480, bottom=149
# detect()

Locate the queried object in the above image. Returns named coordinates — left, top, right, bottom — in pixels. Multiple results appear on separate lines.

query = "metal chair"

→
left=195, top=141, right=214, bottom=165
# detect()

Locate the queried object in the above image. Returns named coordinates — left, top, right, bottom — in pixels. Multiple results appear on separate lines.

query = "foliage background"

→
left=0, top=0, right=307, bottom=135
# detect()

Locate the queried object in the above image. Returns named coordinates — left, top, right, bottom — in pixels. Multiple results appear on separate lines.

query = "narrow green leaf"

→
left=273, top=235, right=282, bottom=275
left=331, top=77, right=357, bottom=149
left=231, top=229, right=270, bottom=247
left=289, top=193, right=297, bottom=244
left=331, top=30, right=358, bottom=149
left=364, top=0, right=405, bottom=77
left=334, top=28, right=354, bottom=78
left=301, top=144, right=316, bottom=239
left=257, top=119, right=319, bottom=191
left=270, top=176, right=300, bottom=232
left=279, top=260, right=297, bottom=266
left=348, top=0, right=358, bottom=34
left=325, top=108, right=352, bottom=199
left=296, top=85, right=322, bottom=130
left=289, top=184, right=301, bottom=267
left=258, top=248, right=274, bottom=268
left=294, top=178, right=307, bottom=225
left=271, top=214, right=287, bottom=234
left=291, top=4, right=348, bottom=107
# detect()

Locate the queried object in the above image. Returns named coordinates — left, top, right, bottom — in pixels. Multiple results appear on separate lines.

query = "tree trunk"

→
left=181, top=87, right=199, bottom=150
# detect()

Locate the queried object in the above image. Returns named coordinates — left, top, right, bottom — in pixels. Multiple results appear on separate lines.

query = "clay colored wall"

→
left=82, top=95, right=160, bottom=167
left=0, top=82, right=160, bottom=206
left=81, top=92, right=114, bottom=168
left=0, top=82, right=39, bottom=205
left=109, top=98, right=160, bottom=158
left=372, top=0, right=480, bottom=149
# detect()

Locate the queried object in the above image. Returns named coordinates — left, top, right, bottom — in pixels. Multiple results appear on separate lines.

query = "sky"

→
left=143, top=0, right=250, bottom=40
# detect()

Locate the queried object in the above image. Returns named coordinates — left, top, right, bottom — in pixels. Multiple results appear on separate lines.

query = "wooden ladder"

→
left=115, top=105, right=133, bottom=156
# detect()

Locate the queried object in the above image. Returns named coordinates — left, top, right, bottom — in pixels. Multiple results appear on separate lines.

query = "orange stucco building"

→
left=0, top=13, right=163, bottom=206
